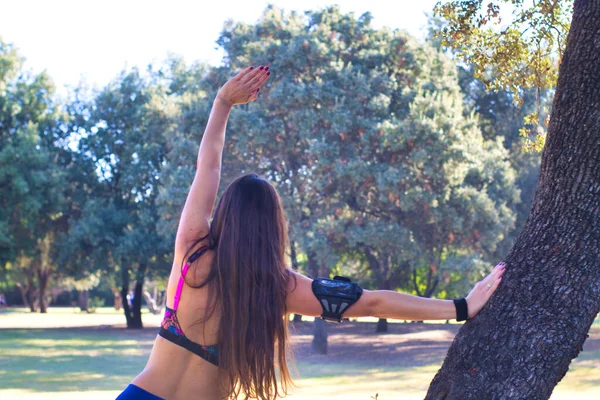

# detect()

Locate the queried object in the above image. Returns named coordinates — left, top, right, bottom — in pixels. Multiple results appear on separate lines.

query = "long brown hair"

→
left=182, top=173, right=294, bottom=399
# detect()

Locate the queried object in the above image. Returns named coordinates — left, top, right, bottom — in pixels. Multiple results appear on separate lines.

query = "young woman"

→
left=116, top=66, right=506, bottom=400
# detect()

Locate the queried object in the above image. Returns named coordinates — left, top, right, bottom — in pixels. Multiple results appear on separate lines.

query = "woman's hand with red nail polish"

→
left=216, top=65, right=271, bottom=106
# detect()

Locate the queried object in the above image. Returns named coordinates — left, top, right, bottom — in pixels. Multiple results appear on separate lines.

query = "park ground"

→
left=1, top=308, right=599, bottom=400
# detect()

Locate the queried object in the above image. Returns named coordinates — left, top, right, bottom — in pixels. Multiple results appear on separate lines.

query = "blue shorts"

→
left=116, top=384, right=165, bottom=400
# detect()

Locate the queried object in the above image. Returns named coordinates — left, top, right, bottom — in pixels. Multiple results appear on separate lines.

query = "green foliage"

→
left=0, top=38, right=68, bottom=311
left=0, top=40, right=63, bottom=263
left=87, top=296, right=105, bottom=313
left=58, top=70, right=172, bottom=278
left=433, top=0, right=572, bottom=150
left=2, top=5, right=535, bottom=311
left=456, top=65, right=542, bottom=262
left=309, top=34, right=519, bottom=295
left=156, top=6, right=519, bottom=298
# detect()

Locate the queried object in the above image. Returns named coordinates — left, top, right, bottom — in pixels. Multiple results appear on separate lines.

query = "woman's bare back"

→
left=132, top=250, right=227, bottom=400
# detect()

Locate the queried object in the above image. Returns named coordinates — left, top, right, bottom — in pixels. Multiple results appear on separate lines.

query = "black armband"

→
left=311, top=276, right=363, bottom=323
left=453, top=298, right=469, bottom=322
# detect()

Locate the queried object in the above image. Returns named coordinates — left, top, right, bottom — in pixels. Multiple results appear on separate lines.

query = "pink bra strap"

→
left=173, top=263, right=190, bottom=310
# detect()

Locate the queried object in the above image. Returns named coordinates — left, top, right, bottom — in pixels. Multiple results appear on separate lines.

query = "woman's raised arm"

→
left=174, top=66, right=270, bottom=257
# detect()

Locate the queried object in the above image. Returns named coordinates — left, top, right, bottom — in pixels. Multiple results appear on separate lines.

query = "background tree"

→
left=307, top=19, right=520, bottom=331
left=426, top=1, right=600, bottom=398
left=58, top=70, right=172, bottom=328
left=456, top=65, right=544, bottom=264
left=0, top=39, right=66, bottom=313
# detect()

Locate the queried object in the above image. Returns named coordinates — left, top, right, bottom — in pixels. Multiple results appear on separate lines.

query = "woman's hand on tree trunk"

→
left=466, top=262, right=506, bottom=318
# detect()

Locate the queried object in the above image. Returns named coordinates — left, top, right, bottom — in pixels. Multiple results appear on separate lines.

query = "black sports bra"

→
left=158, top=247, right=218, bottom=366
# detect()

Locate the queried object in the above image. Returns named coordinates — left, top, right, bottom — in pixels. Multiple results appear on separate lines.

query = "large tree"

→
left=426, top=1, right=600, bottom=398
left=454, top=66, right=543, bottom=266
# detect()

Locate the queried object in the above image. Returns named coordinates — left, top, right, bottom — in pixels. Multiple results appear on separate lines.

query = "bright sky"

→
left=0, top=0, right=437, bottom=94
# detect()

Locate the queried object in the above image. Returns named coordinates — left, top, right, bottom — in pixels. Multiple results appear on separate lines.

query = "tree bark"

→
left=78, top=290, right=89, bottom=312
left=143, top=286, right=163, bottom=315
left=290, top=237, right=303, bottom=322
left=363, top=247, right=392, bottom=332
left=309, top=253, right=328, bottom=354
left=426, top=2, right=600, bottom=399
left=122, top=263, right=146, bottom=329
left=113, top=288, right=122, bottom=310
left=121, top=270, right=133, bottom=328
left=377, top=275, right=391, bottom=333
left=26, top=273, right=37, bottom=312
left=376, top=318, right=388, bottom=333
left=16, top=283, right=29, bottom=308
left=36, top=235, right=52, bottom=314
left=37, top=268, right=49, bottom=313
left=131, top=279, right=144, bottom=328
left=311, top=317, right=328, bottom=354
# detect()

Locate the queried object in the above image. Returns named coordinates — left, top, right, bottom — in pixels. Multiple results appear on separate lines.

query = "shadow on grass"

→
left=290, top=321, right=458, bottom=368
left=0, top=328, right=157, bottom=392
left=1, top=323, right=598, bottom=394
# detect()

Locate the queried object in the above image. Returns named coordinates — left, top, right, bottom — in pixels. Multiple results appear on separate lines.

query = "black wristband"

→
left=453, top=298, right=469, bottom=322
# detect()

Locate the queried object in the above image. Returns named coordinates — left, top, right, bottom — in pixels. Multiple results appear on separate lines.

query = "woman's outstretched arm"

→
left=174, top=66, right=270, bottom=256
left=287, top=262, right=506, bottom=321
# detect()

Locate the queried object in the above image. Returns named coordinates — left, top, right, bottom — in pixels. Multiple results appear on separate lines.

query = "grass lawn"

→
left=1, top=308, right=599, bottom=399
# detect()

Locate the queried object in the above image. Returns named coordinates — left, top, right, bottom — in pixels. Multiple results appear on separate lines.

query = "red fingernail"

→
left=259, top=66, right=264, bottom=70
left=267, top=71, right=271, bottom=75
left=249, top=66, right=254, bottom=70
left=265, top=66, right=269, bottom=71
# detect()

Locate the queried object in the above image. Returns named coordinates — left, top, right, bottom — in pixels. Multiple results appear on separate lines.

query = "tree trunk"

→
left=122, top=263, right=146, bottom=329
left=78, top=290, right=89, bottom=312
left=143, top=289, right=162, bottom=315
left=121, top=274, right=133, bottom=328
left=16, top=283, right=29, bottom=308
left=26, top=274, right=37, bottom=312
left=311, top=317, right=328, bottom=354
left=377, top=277, right=391, bottom=333
left=290, top=237, right=302, bottom=322
left=130, top=279, right=144, bottom=328
left=426, top=3, right=600, bottom=398
left=308, top=253, right=328, bottom=354
left=376, top=318, right=388, bottom=333
left=37, top=268, right=50, bottom=313
left=113, top=288, right=122, bottom=310
left=36, top=234, right=52, bottom=314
